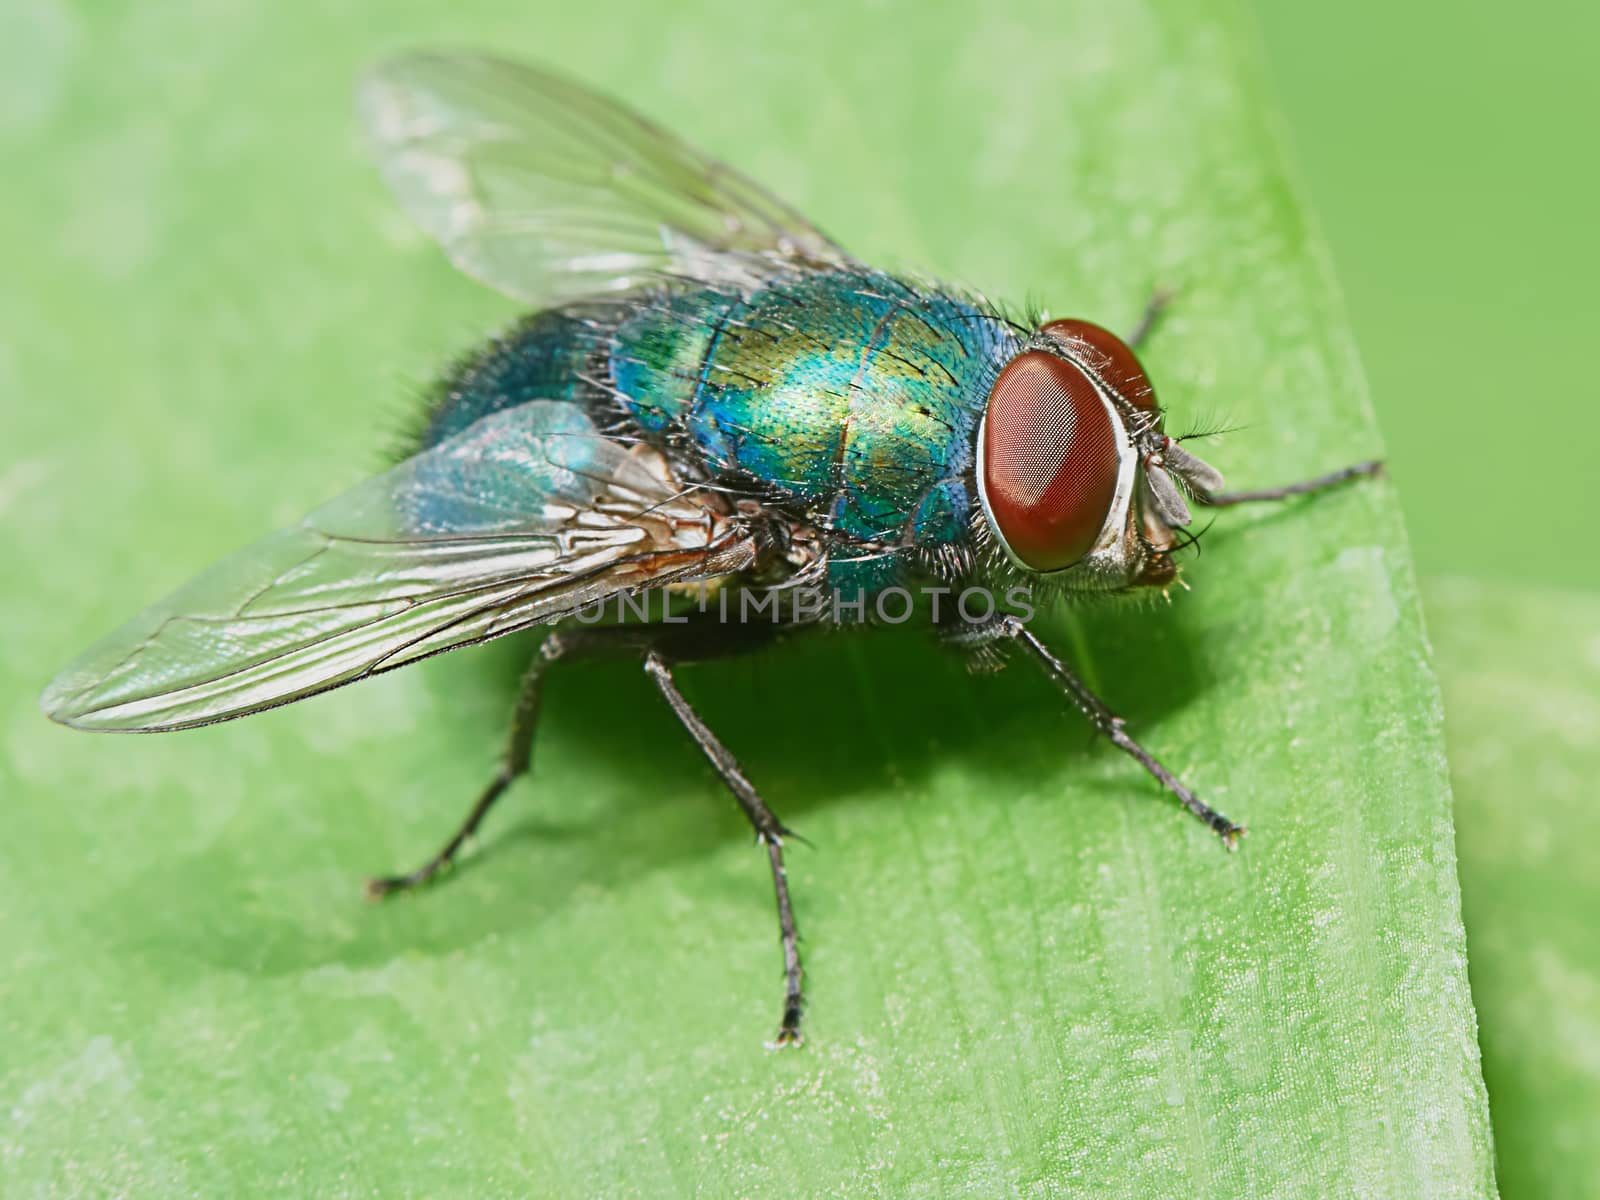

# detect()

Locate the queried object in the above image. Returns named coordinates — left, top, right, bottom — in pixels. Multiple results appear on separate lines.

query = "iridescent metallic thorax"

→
left=425, top=269, right=1022, bottom=593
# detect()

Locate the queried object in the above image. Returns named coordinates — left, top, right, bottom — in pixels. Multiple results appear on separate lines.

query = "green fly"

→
left=41, top=53, right=1380, bottom=1045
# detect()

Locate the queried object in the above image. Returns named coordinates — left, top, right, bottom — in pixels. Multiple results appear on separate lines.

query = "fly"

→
left=40, top=53, right=1382, bottom=1046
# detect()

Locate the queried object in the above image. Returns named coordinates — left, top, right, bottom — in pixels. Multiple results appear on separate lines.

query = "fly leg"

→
left=365, top=622, right=710, bottom=896
left=1122, top=290, right=1381, bottom=501
left=1126, top=287, right=1175, bottom=351
left=366, top=631, right=577, bottom=898
left=946, top=614, right=1245, bottom=847
left=642, top=649, right=806, bottom=1047
left=1196, top=459, right=1385, bottom=507
left=364, top=613, right=806, bottom=1043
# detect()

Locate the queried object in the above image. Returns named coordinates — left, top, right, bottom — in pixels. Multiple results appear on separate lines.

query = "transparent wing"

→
left=358, top=51, right=854, bottom=305
left=42, top=402, right=753, bottom=732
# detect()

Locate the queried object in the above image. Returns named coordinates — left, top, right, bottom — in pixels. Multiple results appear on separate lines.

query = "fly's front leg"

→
left=643, top=650, right=805, bottom=1047
left=1195, top=459, right=1384, bottom=507
left=1126, top=286, right=1175, bottom=352
left=1122, top=290, right=1382, bottom=505
left=948, top=614, right=1245, bottom=847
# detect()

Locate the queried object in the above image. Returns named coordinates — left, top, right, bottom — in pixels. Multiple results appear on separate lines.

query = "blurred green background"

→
left=1255, top=1, right=1600, bottom=592
left=1, top=0, right=1595, bottom=1195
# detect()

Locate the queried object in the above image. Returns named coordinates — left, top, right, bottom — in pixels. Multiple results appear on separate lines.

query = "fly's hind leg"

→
left=364, top=614, right=806, bottom=1044
left=365, top=632, right=572, bottom=898
left=642, top=649, right=805, bottom=1047
left=365, top=623, right=677, bottom=896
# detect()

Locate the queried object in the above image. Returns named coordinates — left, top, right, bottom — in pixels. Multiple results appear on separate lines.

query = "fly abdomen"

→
left=609, top=288, right=743, bottom=434
left=419, top=307, right=622, bottom=452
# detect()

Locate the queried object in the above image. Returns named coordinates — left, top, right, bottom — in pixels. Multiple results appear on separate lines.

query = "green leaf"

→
left=1427, top=577, right=1600, bottom=1200
left=2, top=1, right=1495, bottom=1195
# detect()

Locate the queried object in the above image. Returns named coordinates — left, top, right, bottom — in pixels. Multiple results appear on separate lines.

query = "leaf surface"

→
left=0, top=1, right=1494, bottom=1195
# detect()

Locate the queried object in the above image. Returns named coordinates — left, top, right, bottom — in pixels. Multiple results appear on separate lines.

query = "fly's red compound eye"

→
left=1041, top=318, right=1159, bottom=416
left=980, top=350, right=1123, bottom=572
